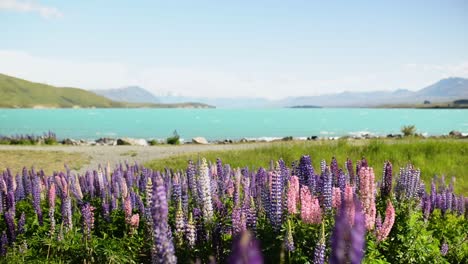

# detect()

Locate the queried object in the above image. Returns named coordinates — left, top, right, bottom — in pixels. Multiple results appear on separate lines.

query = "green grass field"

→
left=146, top=138, right=468, bottom=194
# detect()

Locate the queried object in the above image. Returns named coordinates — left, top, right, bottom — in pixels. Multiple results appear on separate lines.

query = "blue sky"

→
left=0, top=0, right=467, bottom=98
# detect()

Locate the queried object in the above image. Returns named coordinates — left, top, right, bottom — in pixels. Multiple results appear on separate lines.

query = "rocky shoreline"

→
left=55, top=130, right=467, bottom=146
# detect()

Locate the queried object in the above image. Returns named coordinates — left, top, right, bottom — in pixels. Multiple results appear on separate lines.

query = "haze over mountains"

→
left=94, top=77, right=468, bottom=108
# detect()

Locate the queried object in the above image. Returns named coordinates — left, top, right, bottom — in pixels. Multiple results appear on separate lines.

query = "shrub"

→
left=166, top=130, right=180, bottom=145
left=401, top=125, right=416, bottom=137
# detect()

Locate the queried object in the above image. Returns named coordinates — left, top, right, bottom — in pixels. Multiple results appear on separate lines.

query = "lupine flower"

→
left=198, top=158, right=214, bottom=223
left=4, top=210, right=16, bottom=244
left=440, top=242, right=448, bottom=256
left=48, top=183, right=56, bottom=235
left=17, top=212, right=26, bottom=235
left=124, top=195, right=133, bottom=224
left=381, top=161, right=393, bottom=197
left=330, top=198, right=366, bottom=264
left=313, top=223, right=326, bottom=264
left=232, top=206, right=246, bottom=235
left=346, top=158, right=354, bottom=185
left=151, top=177, right=177, bottom=264
left=81, top=202, right=95, bottom=239
left=299, top=155, right=316, bottom=193
left=146, top=177, right=153, bottom=207
left=300, top=186, right=322, bottom=224
left=15, top=174, right=25, bottom=201
left=129, top=214, right=140, bottom=234
left=322, top=167, right=333, bottom=211
left=376, top=200, right=395, bottom=242
left=6, top=191, right=15, bottom=213
left=187, top=160, right=197, bottom=200
left=31, top=174, right=43, bottom=225
left=185, top=212, right=196, bottom=248
left=175, top=201, right=185, bottom=235
left=246, top=197, right=257, bottom=232
left=270, top=169, right=283, bottom=230
left=359, top=167, right=376, bottom=230
left=0, top=231, right=7, bottom=256
left=330, top=157, right=339, bottom=185
left=343, top=185, right=355, bottom=226
left=284, top=220, right=295, bottom=252
left=228, top=231, right=263, bottom=264
left=332, top=187, right=342, bottom=209
left=287, top=176, right=299, bottom=214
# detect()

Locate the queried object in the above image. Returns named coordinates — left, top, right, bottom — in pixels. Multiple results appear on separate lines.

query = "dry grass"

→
left=0, top=150, right=90, bottom=174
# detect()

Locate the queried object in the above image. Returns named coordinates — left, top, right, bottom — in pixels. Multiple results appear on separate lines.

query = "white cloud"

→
left=0, top=0, right=63, bottom=18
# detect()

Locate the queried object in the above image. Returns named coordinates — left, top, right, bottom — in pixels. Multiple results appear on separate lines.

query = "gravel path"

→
left=0, top=143, right=266, bottom=173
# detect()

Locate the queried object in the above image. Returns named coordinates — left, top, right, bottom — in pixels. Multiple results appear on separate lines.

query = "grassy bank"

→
left=146, top=138, right=468, bottom=194
left=0, top=150, right=89, bottom=173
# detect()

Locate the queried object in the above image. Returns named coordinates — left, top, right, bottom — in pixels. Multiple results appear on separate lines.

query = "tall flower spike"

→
left=284, top=220, right=295, bottom=252
left=322, top=167, right=333, bottom=211
left=270, top=169, right=283, bottom=230
left=198, top=158, right=214, bottom=223
left=185, top=212, right=196, bottom=248
left=359, top=167, right=376, bottom=230
left=381, top=161, right=393, bottom=197
left=313, top=223, right=326, bottom=264
left=48, top=183, right=56, bottom=235
left=287, top=176, right=299, bottom=214
left=376, top=200, right=395, bottom=242
left=81, top=202, right=95, bottom=240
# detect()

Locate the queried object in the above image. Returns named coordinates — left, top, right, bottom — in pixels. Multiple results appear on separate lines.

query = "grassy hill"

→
left=0, top=73, right=214, bottom=108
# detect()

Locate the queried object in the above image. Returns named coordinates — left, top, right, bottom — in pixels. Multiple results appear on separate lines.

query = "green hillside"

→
left=0, top=73, right=126, bottom=108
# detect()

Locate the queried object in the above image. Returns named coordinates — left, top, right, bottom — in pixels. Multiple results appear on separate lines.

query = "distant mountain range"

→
left=0, top=74, right=213, bottom=108
left=100, top=77, right=467, bottom=108
left=92, top=86, right=160, bottom=103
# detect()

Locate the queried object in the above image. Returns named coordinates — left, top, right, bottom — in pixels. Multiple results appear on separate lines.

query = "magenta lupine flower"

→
left=332, top=187, right=342, bottom=209
left=287, top=176, right=300, bottom=214
left=80, top=202, right=95, bottom=239
left=300, top=186, right=322, bottom=224
left=376, top=200, right=395, bottom=242
left=124, top=195, right=132, bottom=224
left=228, top=231, right=263, bottom=264
left=48, top=183, right=56, bottom=235
left=359, top=167, right=376, bottom=230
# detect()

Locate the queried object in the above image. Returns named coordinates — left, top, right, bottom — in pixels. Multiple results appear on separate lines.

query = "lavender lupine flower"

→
left=232, top=206, right=246, bottom=235
left=17, top=212, right=25, bottom=235
left=330, top=157, right=339, bottom=186
left=446, top=190, right=453, bottom=213
left=6, top=191, right=15, bottom=213
left=0, top=232, right=7, bottom=256
left=299, top=155, right=315, bottom=191
left=15, top=174, right=25, bottom=201
left=198, top=158, right=214, bottom=223
left=187, top=160, right=198, bottom=199
left=423, top=194, right=431, bottom=221
left=102, top=201, right=110, bottom=222
left=81, top=202, right=95, bottom=239
left=457, top=195, right=465, bottom=216
left=246, top=197, right=257, bottom=232
left=320, top=160, right=326, bottom=175
left=313, top=223, right=326, bottom=264
left=270, top=169, right=283, bottom=231
left=31, top=173, right=43, bottom=225
left=284, top=220, right=295, bottom=252
left=330, top=198, right=366, bottom=264
left=228, top=231, right=263, bottom=264
left=440, top=243, right=448, bottom=256
left=185, top=213, right=196, bottom=248
left=322, top=167, right=333, bottom=211
left=48, top=183, right=56, bottom=235
left=23, top=168, right=32, bottom=197
left=4, top=210, right=16, bottom=244
left=151, top=177, right=177, bottom=264
left=381, top=161, right=392, bottom=197
left=337, top=169, right=346, bottom=193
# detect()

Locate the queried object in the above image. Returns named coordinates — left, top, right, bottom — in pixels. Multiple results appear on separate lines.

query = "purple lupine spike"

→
left=337, top=169, right=346, bottom=193
left=322, top=167, right=333, bottom=211
left=313, top=223, right=326, bottom=264
left=15, top=173, right=25, bottom=201
left=446, top=190, right=452, bottom=212
left=320, top=160, right=326, bottom=174
left=48, top=183, right=56, bottom=235
left=381, top=161, right=393, bottom=197
left=187, top=160, right=197, bottom=198
left=330, top=198, right=366, bottom=264
left=299, top=155, right=316, bottom=194
left=246, top=197, right=257, bottom=232
left=228, top=231, right=263, bottom=264
left=31, top=173, right=43, bottom=225
left=151, top=177, right=177, bottom=264
left=423, top=194, right=431, bottom=221
left=0, top=232, right=7, bottom=256
left=22, top=168, right=32, bottom=197
left=458, top=195, right=465, bottom=216
left=81, top=202, right=95, bottom=239
left=102, top=201, right=110, bottom=222
left=4, top=210, right=16, bottom=244
left=6, top=191, right=15, bottom=212
left=232, top=206, right=246, bottom=235
left=17, top=212, right=26, bottom=235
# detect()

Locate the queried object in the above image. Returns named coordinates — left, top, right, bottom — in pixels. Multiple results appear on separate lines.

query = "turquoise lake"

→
left=0, top=109, right=467, bottom=140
